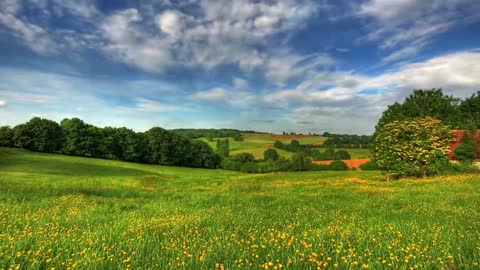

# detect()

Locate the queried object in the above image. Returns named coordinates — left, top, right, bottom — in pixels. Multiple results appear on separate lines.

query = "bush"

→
left=328, top=160, right=349, bottom=171
left=454, top=143, right=477, bottom=163
left=273, top=141, right=285, bottom=149
left=359, top=160, right=380, bottom=171
left=373, top=117, right=451, bottom=178
left=289, top=153, right=311, bottom=171
left=231, top=153, right=256, bottom=163
left=264, top=148, right=279, bottom=161
left=453, top=130, right=478, bottom=163
left=334, top=150, right=351, bottom=160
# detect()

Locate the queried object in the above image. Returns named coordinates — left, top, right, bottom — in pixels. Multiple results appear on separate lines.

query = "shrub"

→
left=454, top=143, right=477, bottom=163
left=264, top=148, right=279, bottom=161
left=373, top=117, right=451, bottom=178
left=453, top=130, right=478, bottom=163
left=328, top=160, right=349, bottom=171
left=231, top=153, right=255, bottom=163
left=323, top=148, right=335, bottom=160
left=359, top=160, right=380, bottom=171
left=289, top=153, right=312, bottom=171
left=334, top=150, right=351, bottom=160
left=273, top=141, right=285, bottom=149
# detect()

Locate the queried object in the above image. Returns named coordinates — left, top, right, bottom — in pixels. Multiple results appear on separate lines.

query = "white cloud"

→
left=100, top=9, right=172, bottom=72
left=155, top=10, right=192, bottom=37
left=190, top=87, right=257, bottom=108
left=0, top=13, right=53, bottom=54
left=358, top=0, right=480, bottom=63
left=265, top=51, right=480, bottom=133
left=0, top=100, right=7, bottom=108
left=135, top=97, right=182, bottom=112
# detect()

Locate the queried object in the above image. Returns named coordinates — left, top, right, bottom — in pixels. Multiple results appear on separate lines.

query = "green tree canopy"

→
left=375, top=89, right=461, bottom=133
left=13, top=117, right=63, bottom=152
left=264, top=148, right=279, bottom=161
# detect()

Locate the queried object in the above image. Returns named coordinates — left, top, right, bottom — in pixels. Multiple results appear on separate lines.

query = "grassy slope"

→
left=0, top=148, right=479, bottom=269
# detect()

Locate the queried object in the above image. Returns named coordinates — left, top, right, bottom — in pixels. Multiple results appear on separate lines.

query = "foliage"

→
left=323, top=134, right=373, bottom=148
left=328, top=160, right=349, bottom=171
left=458, top=91, right=480, bottom=129
left=334, top=150, right=351, bottom=160
left=231, top=153, right=256, bottom=163
left=169, top=128, right=257, bottom=139
left=375, top=89, right=461, bottom=134
left=10, top=117, right=218, bottom=169
left=311, top=148, right=353, bottom=161
left=359, top=160, right=380, bottom=171
left=289, top=153, right=312, bottom=171
left=0, top=126, right=14, bottom=147
left=273, top=140, right=284, bottom=149
left=13, top=117, right=63, bottom=153
left=215, top=139, right=230, bottom=158
left=373, top=117, right=452, bottom=177
left=263, top=148, right=279, bottom=161
left=453, top=130, right=478, bottom=163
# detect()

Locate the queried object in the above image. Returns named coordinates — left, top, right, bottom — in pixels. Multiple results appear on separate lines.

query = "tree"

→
left=264, top=148, right=279, bottom=161
left=373, top=117, right=451, bottom=178
left=334, top=150, right=351, bottom=160
left=453, top=130, right=478, bottom=163
left=215, top=139, right=229, bottom=159
left=458, top=91, right=480, bottom=129
left=232, top=153, right=255, bottom=163
left=375, top=89, right=461, bottom=134
left=13, top=117, right=63, bottom=152
left=290, top=153, right=311, bottom=171
left=0, top=126, right=14, bottom=147
left=61, top=118, right=102, bottom=157
left=323, top=148, right=335, bottom=160
left=328, top=160, right=349, bottom=171
left=273, top=140, right=285, bottom=149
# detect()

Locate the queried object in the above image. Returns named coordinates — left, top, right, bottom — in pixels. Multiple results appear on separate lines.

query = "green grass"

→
left=331, top=148, right=372, bottom=159
left=0, top=147, right=479, bottom=269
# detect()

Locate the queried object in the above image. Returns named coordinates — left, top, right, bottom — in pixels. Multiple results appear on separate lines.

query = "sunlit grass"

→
left=0, top=148, right=479, bottom=269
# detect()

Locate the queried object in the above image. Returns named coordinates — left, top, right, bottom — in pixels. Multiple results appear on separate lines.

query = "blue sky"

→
left=0, top=0, right=479, bottom=134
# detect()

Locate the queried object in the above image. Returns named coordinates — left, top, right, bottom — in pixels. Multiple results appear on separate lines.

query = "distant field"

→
left=242, top=133, right=328, bottom=144
left=199, top=135, right=371, bottom=160
left=334, top=148, right=372, bottom=159
left=201, top=134, right=329, bottom=159
left=0, top=147, right=479, bottom=269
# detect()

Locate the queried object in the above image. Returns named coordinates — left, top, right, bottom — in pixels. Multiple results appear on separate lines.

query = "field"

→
left=199, top=134, right=370, bottom=160
left=0, top=147, right=479, bottom=269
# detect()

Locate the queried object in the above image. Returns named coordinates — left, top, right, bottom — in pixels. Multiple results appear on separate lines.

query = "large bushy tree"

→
left=61, top=118, right=102, bottom=156
left=373, top=117, right=451, bottom=178
left=0, top=126, right=14, bottom=147
left=375, top=89, right=461, bottom=133
left=13, top=117, right=63, bottom=152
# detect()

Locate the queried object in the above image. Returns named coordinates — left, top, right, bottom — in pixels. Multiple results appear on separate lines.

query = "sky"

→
left=0, top=0, right=479, bottom=135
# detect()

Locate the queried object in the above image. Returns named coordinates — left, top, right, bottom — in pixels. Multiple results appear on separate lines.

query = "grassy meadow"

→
left=0, top=147, right=479, bottom=269
left=199, top=134, right=370, bottom=160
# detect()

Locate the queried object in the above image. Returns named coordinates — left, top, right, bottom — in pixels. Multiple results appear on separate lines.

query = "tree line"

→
left=0, top=117, right=220, bottom=168
left=169, top=128, right=259, bottom=140
left=322, top=134, right=373, bottom=148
